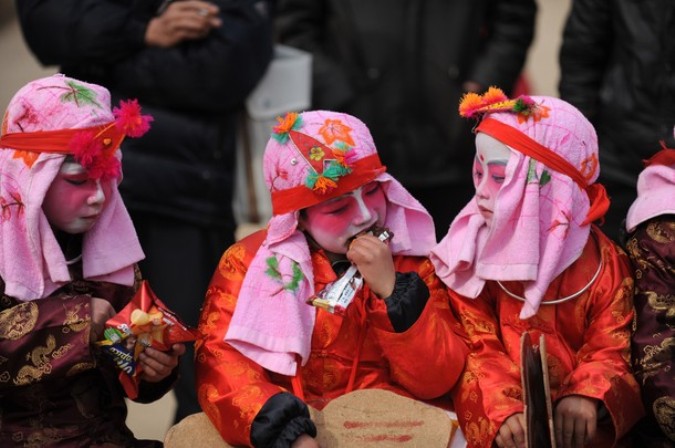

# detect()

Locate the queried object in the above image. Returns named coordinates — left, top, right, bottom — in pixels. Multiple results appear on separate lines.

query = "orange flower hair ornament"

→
left=459, top=86, right=549, bottom=123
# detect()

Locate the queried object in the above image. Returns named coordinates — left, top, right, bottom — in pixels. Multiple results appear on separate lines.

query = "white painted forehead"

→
left=59, top=160, right=87, bottom=175
left=475, top=133, right=512, bottom=161
left=322, top=183, right=372, bottom=204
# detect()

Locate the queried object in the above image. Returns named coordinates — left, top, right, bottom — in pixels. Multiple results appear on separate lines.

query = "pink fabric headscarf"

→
left=0, top=74, right=144, bottom=300
left=430, top=95, right=603, bottom=319
left=626, top=147, right=675, bottom=232
left=226, top=110, right=436, bottom=375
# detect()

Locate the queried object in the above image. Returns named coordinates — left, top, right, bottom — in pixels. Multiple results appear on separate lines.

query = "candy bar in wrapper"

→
left=96, top=280, right=197, bottom=399
left=308, top=227, right=393, bottom=315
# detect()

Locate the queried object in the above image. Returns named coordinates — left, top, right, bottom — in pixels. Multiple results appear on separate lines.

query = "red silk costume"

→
left=195, top=230, right=468, bottom=447
left=448, top=228, right=644, bottom=447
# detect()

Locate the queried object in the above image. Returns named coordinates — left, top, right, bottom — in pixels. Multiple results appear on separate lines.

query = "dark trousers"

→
left=131, top=212, right=234, bottom=423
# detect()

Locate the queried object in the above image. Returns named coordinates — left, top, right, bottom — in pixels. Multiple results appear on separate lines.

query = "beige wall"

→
left=526, top=0, right=572, bottom=96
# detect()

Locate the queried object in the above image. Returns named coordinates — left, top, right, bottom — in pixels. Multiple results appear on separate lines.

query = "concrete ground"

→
left=0, top=0, right=571, bottom=443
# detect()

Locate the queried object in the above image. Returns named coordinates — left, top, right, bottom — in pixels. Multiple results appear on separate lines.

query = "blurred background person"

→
left=16, top=0, right=274, bottom=423
left=275, top=0, right=537, bottom=240
left=559, top=0, right=675, bottom=243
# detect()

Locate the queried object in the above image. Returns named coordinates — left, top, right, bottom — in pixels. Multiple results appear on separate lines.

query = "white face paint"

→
left=42, top=161, right=111, bottom=234
left=473, top=133, right=512, bottom=227
left=299, top=182, right=387, bottom=254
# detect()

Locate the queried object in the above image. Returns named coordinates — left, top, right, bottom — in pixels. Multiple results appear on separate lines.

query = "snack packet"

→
left=96, top=280, right=197, bottom=399
left=308, top=227, right=393, bottom=314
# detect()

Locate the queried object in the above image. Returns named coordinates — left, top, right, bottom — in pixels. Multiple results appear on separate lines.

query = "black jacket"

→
left=559, top=0, right=675, bottom=186
left=276, top=0, right=536, bottom=188
left=17, top=0, right=274, bottom=226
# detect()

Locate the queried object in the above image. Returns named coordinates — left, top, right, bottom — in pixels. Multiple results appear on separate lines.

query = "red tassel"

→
left=113, top=99, right=153, bottom=138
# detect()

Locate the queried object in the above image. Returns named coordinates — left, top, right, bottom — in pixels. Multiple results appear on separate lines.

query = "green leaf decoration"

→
left=333, top=141, right=351, bottom=152
left=271, top=115, right=303, bottom=144
left=292, top=115, right=304, bottom=131
left=513, top=98, right=533, bottom=114
left=540, top=170, right=552, bottom=187
left=322, top=161, right=351, bottom=180
left=265, top=256, right=281, bottom=280
left=284, top=261, right=304, bottom=292
left=271, top=132, right=290, bottom=144
left=60, top=80, right=102, bottom=108
left=305, top=171, right=318, bottom=189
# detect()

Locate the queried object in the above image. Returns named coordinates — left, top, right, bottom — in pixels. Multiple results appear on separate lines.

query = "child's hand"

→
left=291, top=434, right=320, bottom=448
left=554, top=395, right=598, bottom=448
left=347, top=234, right=395, bottom=298
left=90, top=297, right=116, bottom=343
left=138, top=343, right=186, bottom=383
left=495, top=412, right=526, bottom=448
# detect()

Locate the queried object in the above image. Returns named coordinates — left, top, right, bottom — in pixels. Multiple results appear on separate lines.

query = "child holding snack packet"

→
left=195, top=110, right=469, bottom=447
left=0, top=75, right=186, bottom=446
left=429, top=88, right=644, bottom=448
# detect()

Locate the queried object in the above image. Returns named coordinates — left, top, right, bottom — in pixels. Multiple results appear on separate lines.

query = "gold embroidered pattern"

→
left=646, top=221, right=675, bottom=245
left=638, top=337, right=674, bottom=383
left=198, top=383, right=223, bottom=431
left=14, top=335, right=57, bottom=386
left=62, top=302, right=87, bottom=333
left=51, top=342, right=73, bottom=360
left=232, top=385, right=264, bottom=429
left=464, top=416, right=492, bottom=447
left=462, top=309, right=496, bottom=339
left=218, top=244, right=246, bottom=280
left=66, top=362, right=96, bottom=377
left=653, top=396, right=675, bottom=440
left=645, top=291, right=675, bottom=315
left=0, top=301, right=38, bottom=340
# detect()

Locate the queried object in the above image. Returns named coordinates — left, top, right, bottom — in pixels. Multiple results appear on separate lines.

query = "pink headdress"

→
left=226, top=110, right=435, bottom=375
left=0, top=74, right=147, bottom=300
left=626, top=145, right=675, bottom=232
left=431, top=88, right=606, bottom=319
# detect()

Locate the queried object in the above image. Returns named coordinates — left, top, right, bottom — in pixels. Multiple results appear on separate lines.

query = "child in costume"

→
left=624, top=142, right=675, bottom=447
left=429, top=88, right=644, bottom=448
left=0, top=74, right=185, bottom=446
left=195, top=110, right=469, bottom=447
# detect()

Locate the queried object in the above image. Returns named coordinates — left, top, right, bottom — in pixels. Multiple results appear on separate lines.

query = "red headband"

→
left=0, top=99, right=152, bottom=180
left=271, top=154, right=386, bottom=215
left=477, top=117, right=609, bottom=225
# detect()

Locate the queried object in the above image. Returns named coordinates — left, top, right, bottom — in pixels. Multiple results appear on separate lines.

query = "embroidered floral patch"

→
left=265, top=256, right=304, bottom=294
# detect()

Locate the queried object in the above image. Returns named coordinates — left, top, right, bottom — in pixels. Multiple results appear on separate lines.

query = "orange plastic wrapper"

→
left=96, top=280, right=197, bottom=399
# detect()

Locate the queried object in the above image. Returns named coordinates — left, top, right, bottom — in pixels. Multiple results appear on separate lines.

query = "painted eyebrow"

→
left=321, top=184, right=372, bottom=205
left=486, top=160, right=508, bottom=166
left=321, top=193, right=353, bottom=206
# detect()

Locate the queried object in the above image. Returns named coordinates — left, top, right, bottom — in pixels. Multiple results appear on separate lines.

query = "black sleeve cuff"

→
left=384, top=272, right=429, bottom=333
left=250, top=392, right=317, bottom=448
